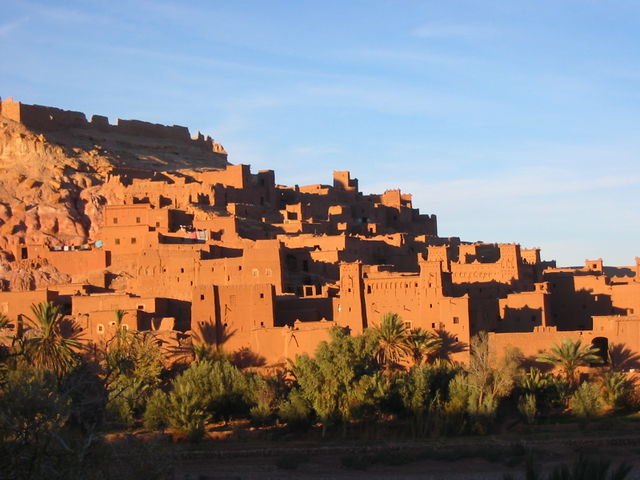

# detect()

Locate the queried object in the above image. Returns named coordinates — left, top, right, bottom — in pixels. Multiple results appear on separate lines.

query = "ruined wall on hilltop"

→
left=0, top=97, right=227, bottom=156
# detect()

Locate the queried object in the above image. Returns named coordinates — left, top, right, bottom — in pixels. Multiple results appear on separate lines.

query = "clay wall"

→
left=193, top=215, right=239, bottom=242
left=228, top=203, right=265, bottom=220
left=521, top=248, right=541, bottom=265
left=362, top=274, right=423, bottom=328
left=123, top=175, right=216, bottom=210
left=498, top=284, right=550, bottom=332
left=249, top=321, right=334, bottom=365
left=130, top=248, right=201, bottom=301
left=488, top=319, right=640, bottom=367
left=191, top=283, right=276, bottom=352
left=78, top=308, right=143, bottom=343
left=214, top=283, right=276, bottom=344
left=610, top=283, right=640, bottom=315
left=277, top=233, right=348, bottom=251
left=1, top=98, right=227, bottom=157
left=335, top=262, right=368, bottom=334
left=449, top=244, right=523, bottom=285
left=592, top=315, right=640, bottom=352
left=72, top=293, right=167, bottom=316
left=544, top=272, right=614, bottom=330
left=299, top=184, right=331, bottom=195
left=115, top=119, right=190, bottom=141
left=0, top=99, right=88, bottom=131
left=488, top=328, right=593, bottom=362
left=99, top=225, right=159, bottom=256
left=0, top=289, right=58, bottom=338
left=333, top=171, right=358, bottom=192
left=275, top=295, right=333, bottom=325
left=103, top=205, right=171, bottom=230
left=25, top=245, right=107, bottom=276
left=380, top=189, right=403, bottom=209
left=197, top=241, right=284, bottom=294
left=334, top=260, right=471, bottom=347
left=0, top=98, right=22, bottom=122
left=200, top=164, right=250, bottom=189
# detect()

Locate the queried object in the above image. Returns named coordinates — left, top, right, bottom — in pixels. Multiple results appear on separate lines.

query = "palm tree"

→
left=537, top=338, right=603, bottom=387
left=22, top=301, right=82, bottom=378
left=372, top=312, right=411, bottom=371
left=406, top=328, right=442, bottom=365
left=111, top=309, right=130, bottom=349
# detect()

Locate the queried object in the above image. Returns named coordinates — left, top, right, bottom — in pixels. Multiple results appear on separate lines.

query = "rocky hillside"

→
left=0, top=115, right=228, bottom=289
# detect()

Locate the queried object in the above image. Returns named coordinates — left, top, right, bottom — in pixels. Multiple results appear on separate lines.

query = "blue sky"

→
left=1, top=0, right=639, bottom=266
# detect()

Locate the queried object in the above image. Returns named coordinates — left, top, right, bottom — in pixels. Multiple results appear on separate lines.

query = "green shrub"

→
left=166, top=378, right=210, bottom=442
left=600, top=371, right=634, bottom=410
left=0, top=367, right=70, bottom=444
left=570, top=381, right=603, bottom=419
left=289, top=327, right=378, bottom=435
left=278, top=389, right=314, bottom=431
left=245, top=373, right=276, bottom=426
left=518, top=393, right=537, bottom=424
left=143, top=389, right=169, bottom=431
left=398, top=362, right=459, bottom=436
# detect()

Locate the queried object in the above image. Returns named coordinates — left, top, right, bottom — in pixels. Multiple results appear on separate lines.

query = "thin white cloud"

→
left=413, top=23, right=496, bottom=40
left=0, top=17, right=29, bottom=36
left=347, top=48, right=469, bottom=67
left=418, top=169, right=640, bottom=203
left=298, top=82, right=498, bottom=116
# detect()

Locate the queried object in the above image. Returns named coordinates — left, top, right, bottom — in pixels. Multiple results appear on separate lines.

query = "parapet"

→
left=333, top=171, right=359, bottom=192
left=585, top=258, right=604, bottom=273
left=0, top=96, right=227, bottom=157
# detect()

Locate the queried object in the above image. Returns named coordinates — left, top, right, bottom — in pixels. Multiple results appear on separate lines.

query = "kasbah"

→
left=1, top=96, right=638, bottom=371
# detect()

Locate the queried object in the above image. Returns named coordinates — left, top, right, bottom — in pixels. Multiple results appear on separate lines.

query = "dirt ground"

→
left=166, top=423, right=640, bottom=480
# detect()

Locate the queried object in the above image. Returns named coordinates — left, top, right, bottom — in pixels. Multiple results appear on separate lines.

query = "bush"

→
left=518, top=393, right=537, bottom=424
left=600, top=371, right=634, bottom=410
left=166, top=378, right=210, bottom=442
left=289, top=327, right=378, bottom=435
left=519, top=368, right=567, bottom=414
left=278, top=389, right=314, bottom=431
left=103, top=332, right=164, bottom=427
left=143, top=389, right=169, bottom=431
left=0, top=367, right=70, bottom=444
left=570, top=381, right=603, bottom=419
left=0, top=367, right=74, bottom=478
left=245, top=373, right=276, bottom=426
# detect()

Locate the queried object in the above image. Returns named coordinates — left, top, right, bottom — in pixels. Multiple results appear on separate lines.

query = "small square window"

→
left=97, top=324, right=104, bottom=334
left=259, top=293, right=264, bottom=299
left=113, top=218, right=118, bottom=224
left=453, top=316, right=459, bottom=324
left=200, top=294, right=205, bottom=300
left=115, top=238, right=120, bottom=245
left=136, top=217, right=141, bottom=223
left=131, top=238, right=137, bottom=244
